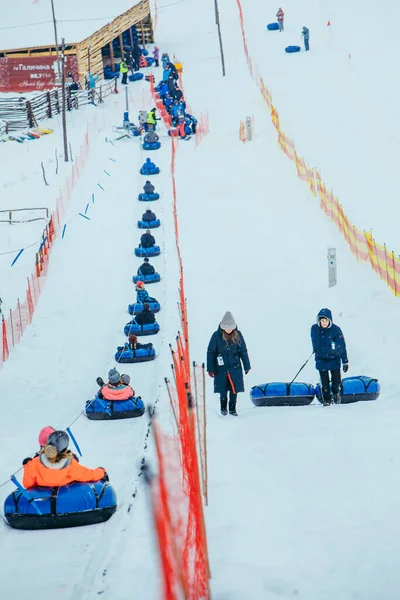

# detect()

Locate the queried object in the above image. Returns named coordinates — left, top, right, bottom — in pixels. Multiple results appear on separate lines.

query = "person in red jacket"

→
left=23, top=431, right=106, bottom=489
left=276, top=7, right=284, bottom=31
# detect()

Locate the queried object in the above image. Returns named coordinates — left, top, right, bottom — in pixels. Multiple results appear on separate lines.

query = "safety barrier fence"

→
left=235, top=0, right=400, bottom=297
left=1, top=117, right=97, bottom=369
left=144, top=72, right=211, bottom=598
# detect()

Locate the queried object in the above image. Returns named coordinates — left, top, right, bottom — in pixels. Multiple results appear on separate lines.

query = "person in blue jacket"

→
left=158, top=81, right=169, bottom=99
left=136, top=281, right=157, bottom=304
left=162, top=66, right=172, bottom=81
left=137, top=257, right=155, bottom=277
left=302, top=26, right=310, bottom=51
left=140, top=229, right=156, bottom=248
left=207, top=311, right=251, bottom=416
left=311, top=308, right=349, bottom=405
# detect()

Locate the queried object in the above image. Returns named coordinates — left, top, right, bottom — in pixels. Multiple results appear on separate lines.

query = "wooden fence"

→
left=0, top=78, right=118, bottom=131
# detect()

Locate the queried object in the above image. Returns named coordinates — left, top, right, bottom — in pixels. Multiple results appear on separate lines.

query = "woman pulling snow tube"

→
left=132, top=273, right=161, bottom=284
left=138, top=193, right=159, bottom=201
left=134, top=246, right=161, bottom=257
left=4, top=481, right=117, bottom=530
left=128, top=301, right=160, bottom=314
left=137, top=219, right=160, bottom=229
left=250, top=382, right=316, bottom=407
left=4, top=430, right=116, bottom=530
left=315, top=376, right=380, bottom=405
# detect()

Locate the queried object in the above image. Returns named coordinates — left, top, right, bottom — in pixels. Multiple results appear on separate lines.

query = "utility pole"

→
left=61, top=38, right=69, bottom=162
left=50, top=0, right=61, bottom=77
left=214, top=0, right=226, bottom=76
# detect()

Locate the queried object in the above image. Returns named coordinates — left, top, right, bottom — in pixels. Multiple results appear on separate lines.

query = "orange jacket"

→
left=101, top=384, right=135, bottom=400
left=23, top=455, right=105, bottom=489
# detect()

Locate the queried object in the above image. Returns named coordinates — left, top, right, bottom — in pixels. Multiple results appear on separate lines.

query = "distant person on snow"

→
left=302, top=26, right=310, bottom=51
left=153, top=46, right=160, bottom=67
left=207, top=311, right=251, bottom=416
left=137, top=257, right=155, bottom=277
left=311, top=308, right=349, bottom=406
left=23, top=431, right=106, bottom=489
left=140, top=230, right=156, bottom=248
left=143, top=180, right=155, bottom=195
left=276, top=7, right=284, bottom=31
left=120, top=60, right=129, bottom=85
left=142, top=209, right=157, bottom=222
left=135, top=303, right=156, bottom=325
left=136, top=281, right=157, bottom=304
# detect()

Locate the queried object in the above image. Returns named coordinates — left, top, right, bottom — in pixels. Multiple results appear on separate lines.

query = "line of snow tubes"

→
left=132, top=273, right=161, bottom=284
left=128, top=301, right=160, bottom=315
left=115, top=346, right=156, bottom=363
left=4, top=481, right=117, bottom=530
left=315, top=376, right=380, bottom=404
left=134, top=246, right=161, bottom=257
left=86, top=395, right=145, bottom=420
left=124, top=320, right=160, bottom=336
left=250, top=382, right=315, bottom=407
left=138, top=193, right=159, bottom=201
left=137, top=219, right=160, bottom=228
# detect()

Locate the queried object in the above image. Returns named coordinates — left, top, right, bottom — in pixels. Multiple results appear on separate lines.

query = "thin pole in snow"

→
left=214, top=0, right=226, bottom=76
left=50, top=0, right=61, bottom=77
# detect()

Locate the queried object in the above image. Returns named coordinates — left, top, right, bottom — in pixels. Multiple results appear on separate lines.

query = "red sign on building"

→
left=0, top=56, right=79, bottom=93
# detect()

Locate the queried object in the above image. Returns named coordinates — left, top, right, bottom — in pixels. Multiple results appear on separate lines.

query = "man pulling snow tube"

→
left=115, top=346, right=156, bottom=363
left=124, top=320, right=160, bottom=336
left=137, top=219, right=160, bottom=229
left=315, top=376, right=380, bottom=405
left=285, top=46, right=301, bottom=53
left=132, top=273, right=161, bottom=284
left=138, top=193, right=160, bottom=201
left=267, top=23, right=280, bottom=30
left=4, top=481, right=117, bottom=530
left=128, top=302, right=160, bottom=314
left=250, top=382, right=316, bottom=407
left=85, top=394, right=145, bottom=419
left=142, top=141, right=161, bottom=150
left=134, top=246, right=160, bottom=257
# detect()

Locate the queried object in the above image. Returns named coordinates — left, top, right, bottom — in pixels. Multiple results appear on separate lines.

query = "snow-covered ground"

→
left=0, top=0, right=400, bottom=598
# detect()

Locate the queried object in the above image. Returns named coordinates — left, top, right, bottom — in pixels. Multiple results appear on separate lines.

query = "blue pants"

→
left=278, top=21, right=284, bottom=31
left=304, top=38, right=309, bottom=51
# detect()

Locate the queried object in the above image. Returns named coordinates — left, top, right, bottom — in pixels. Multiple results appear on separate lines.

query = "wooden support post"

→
left=119, top=34, right=124, bottom=59
left=47, top=91, right=52, bottom=118
left=129, top=27, right=134, bottom=49
left=109, top=42, right=115, bottom=72
left=141, top=23, right=146, bottom=48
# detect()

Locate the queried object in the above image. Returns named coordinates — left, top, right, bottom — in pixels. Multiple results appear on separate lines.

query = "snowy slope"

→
left=1, top=0, right=400, bottom=598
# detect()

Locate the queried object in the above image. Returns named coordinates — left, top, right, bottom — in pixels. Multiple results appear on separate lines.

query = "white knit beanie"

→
left=220, top=311, right=237, bottom=331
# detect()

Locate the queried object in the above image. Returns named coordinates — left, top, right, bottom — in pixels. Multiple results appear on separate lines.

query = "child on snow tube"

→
left=140, top=158, right=160, bottom=175
left=97, top=369, right=135, bottom=400
left=115, top=334, right=156, bottom=363
left=138, top=180, right=160, bottom=201
left=142, top=129, right=161, bottom=150
left=137, top=209, right=160, bottom=228
left=133, top=258, right=161, bottom=283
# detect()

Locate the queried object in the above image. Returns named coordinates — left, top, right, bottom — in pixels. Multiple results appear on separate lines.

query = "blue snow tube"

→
left=315, top=376, right=381, bottom=405
left=142, top=49, right=149, bottom=56
left=129, top=72, right=144, bottom=82
left=4, top=481, right=117, bottom=530
left=250, top=382, right=316, bottom=407
left=132, top=273, right=161, bottom=284
left=137, top=219, right=160, bottom=229
left=146, top=57, right=154, bottom=66
left=134, top=246, right=160, bottom=257
left=85, top=394, right=145, bottom=420
left=285, top=46, right=301, bottom=53
left=124, top=320, right=160, bottom=336
left=115, top=346, right=156, bottom=363
left=267, top=23, right=280, bottom=30
left=128, top=301, right=160, bottom=315
left=138, top=193, right=159, bottom=201
left=142, top=141, right=161, bottom=150
left=140, top=166, right=160, bottom=175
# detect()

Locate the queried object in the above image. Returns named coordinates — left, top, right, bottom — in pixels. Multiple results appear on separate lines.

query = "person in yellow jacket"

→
left=120, top=60, right=129, bottom=85
left=146, top=108, right=160, bottom=131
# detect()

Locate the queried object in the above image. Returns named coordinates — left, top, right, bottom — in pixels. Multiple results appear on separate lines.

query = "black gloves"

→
left=343, top=363, right=349, bottom=373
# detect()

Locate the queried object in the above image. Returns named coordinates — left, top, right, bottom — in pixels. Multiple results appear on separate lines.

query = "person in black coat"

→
left=135, top=303, right=156, bottom=325
left=167, top=75, right=177, bottom=96
left=142, top=209, right=157, bottom=222
left=143, top=180, right=155, bottom=195
left=207, top=311, right=251, bottom=416
left=168, top=62, right=179, bottom=80
left=140, top=230, right=156, bottom=248
left=137, top=257, right=155, bottom=277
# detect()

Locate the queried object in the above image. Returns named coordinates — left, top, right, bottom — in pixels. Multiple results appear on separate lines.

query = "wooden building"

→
left=0, top=0, right=153, bottom=93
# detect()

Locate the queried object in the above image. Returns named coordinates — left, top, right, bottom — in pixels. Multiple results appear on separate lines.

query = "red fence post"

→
left=27, top=278, right=34, bottom=323
left=2, top=316, right=9, bottom=361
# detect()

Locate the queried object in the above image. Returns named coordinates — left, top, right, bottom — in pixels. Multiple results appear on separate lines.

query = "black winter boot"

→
left=220, top=396, right=228, bottom=416
left=333, top=393, right=341, bottom=404
left=229, top=397, right=238, bottom=416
